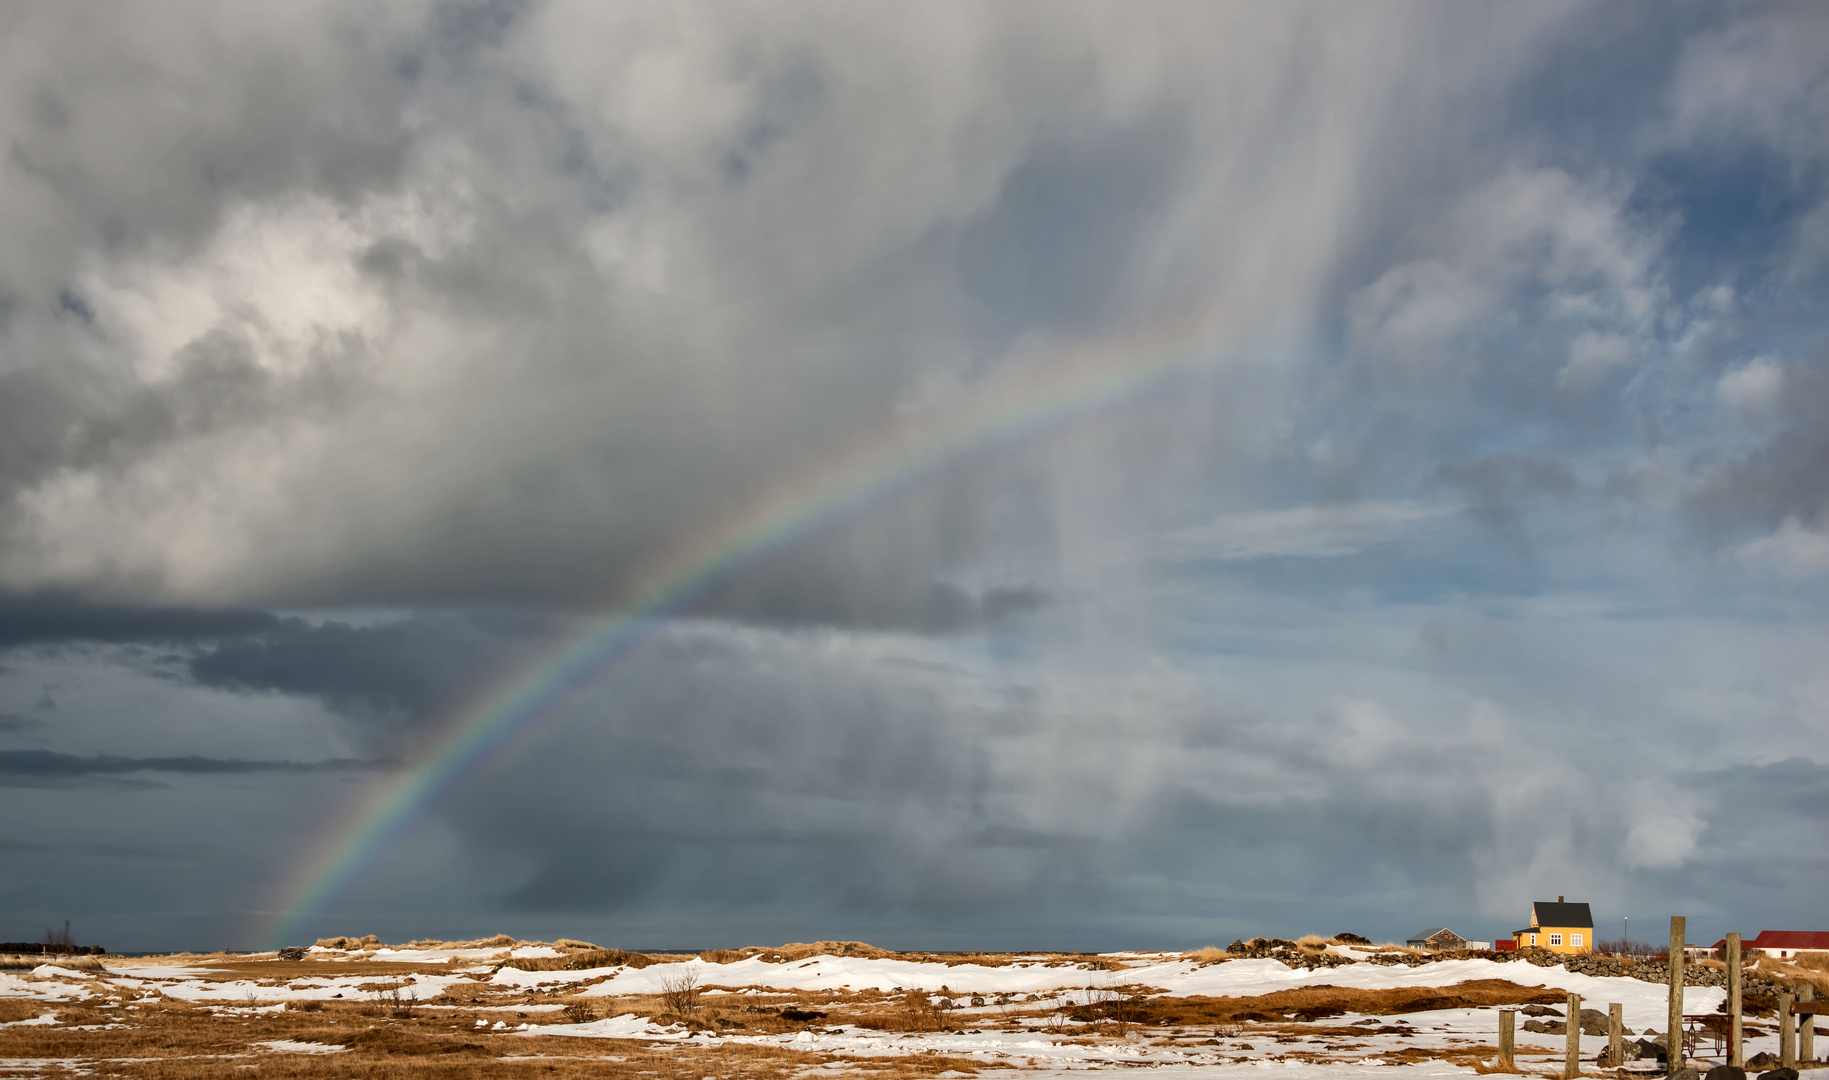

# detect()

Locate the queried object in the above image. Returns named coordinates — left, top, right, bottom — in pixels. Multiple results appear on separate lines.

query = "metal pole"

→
left=1668, top=916, right=1685, bottom=1071
left=1726, top=932, right=1743, bottom=1068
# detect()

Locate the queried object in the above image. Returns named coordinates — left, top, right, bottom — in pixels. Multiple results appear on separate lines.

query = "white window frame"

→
left=1572, top=933, right=1583, bottom=947
left=1550, top=933, right=1563, bottom=947
left=1529, top=934, right=1538, bottom=946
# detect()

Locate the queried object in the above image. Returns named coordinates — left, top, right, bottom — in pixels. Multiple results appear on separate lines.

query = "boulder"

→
left=1579, top=1008, right=1611, bottom=1035
left=1668, top=1068, right=1701, bottom=1080
left=1755, top=1070, right=1797, bottom=1080
left=1747, top=1053, right=1778, bottom=1069
left=1633, top=1038, right=1668, bottom=1062
left=1524, top=1005, right=1565, bottom=1017
left=1597, top=1042, right=1644, bottom=1066
left=1524, top=1019, right=1566, bottom=1034
left=1704, top=1066, right=1746, bottom=1080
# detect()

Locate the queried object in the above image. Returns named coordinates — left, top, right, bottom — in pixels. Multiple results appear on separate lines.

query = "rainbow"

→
left=260, top=307, right=1275, bottom=947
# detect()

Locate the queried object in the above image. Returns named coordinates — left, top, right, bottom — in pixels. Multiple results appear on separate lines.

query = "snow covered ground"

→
left=0, top=946, right=1808, bottom=1077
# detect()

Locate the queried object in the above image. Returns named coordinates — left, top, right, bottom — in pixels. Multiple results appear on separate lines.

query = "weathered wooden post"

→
left=1780, top=993, right=1795, bottom=1070
left=1567, top=992, right=1583, bottom=1079
left=1727, top=932, right=1743, bottom=1068
left=1800, top=983, right=1815, bottom=1064
left=1668, top=916, right=1686, bottom=1071
left=1609, top=1002, right=1623, bottom=1071
left=1500, top=1008, right=1515, bottom=1070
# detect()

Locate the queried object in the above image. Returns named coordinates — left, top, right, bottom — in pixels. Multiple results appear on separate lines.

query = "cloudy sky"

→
left=2, top=1, right=1827, bottom=954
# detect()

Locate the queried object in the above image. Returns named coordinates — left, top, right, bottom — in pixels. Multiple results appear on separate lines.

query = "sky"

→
left=1, top=0, right=1827, bottom=955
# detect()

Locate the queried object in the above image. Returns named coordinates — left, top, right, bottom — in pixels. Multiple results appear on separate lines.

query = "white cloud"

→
left=1161, top=501, right=1446, bottom=562
left=1731, top=517, right=1829, bottom=577
left=1347, top=167, right=1660, bottom=381
left=1716, top=357, right=1785, bottom=421
left=1665, top=13, right=1829, bottom=158
left=1557, top=331, right=1633, bottom=392
left=1620, top=782, right=1710, bottom=872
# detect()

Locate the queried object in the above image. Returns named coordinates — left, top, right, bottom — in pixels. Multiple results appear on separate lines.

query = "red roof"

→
left=1750, top=931, right=1829, bottom=951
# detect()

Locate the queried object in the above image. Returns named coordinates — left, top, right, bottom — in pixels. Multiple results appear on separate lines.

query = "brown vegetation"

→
left=1095, top=980, right=1569, bottom=1028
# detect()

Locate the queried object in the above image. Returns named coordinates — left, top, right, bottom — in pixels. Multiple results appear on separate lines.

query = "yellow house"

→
left=1512, top=897, right=1594, bottom=954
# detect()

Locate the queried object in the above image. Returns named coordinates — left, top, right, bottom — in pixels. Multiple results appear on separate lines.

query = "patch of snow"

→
left=569, top=952, right=1724, bottom=1027
left=255, top=1039, right=347, bottom=1054
left=492, top=964, right=621, bottom=988
left=521, top=1013, right=691, bottom=1040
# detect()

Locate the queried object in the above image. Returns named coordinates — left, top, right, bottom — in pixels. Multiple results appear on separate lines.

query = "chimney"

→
left=1558, top=895, right=1564, bottom=903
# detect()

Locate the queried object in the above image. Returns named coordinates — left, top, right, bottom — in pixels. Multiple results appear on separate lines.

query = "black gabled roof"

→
left=1532, top=901, right=1593, bottom=928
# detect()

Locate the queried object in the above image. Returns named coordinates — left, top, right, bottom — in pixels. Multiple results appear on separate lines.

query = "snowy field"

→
left=0, top=943, right=1812, bottom=1079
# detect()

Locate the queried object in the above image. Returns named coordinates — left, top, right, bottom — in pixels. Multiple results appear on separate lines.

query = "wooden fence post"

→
left=1801, top=983, right=1815, bottom=1065
left=1500, top=1008, right=1515, bottom=1070
left=1780, top=993, right=1795, bottom=1070
left=1726, top=932, right=1743, bottom=1068
left=1668, top=916, right=1686, bottom=1071
left=1609, top=1002, right=1622, bottom=1071
left=1567, top=992, right=1583, bottom=1079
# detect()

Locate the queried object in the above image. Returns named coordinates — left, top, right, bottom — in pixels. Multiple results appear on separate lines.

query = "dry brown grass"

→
left=1755, top=958, right=1829, bottom=997
left=1093, top=979, right=1568, bottom=1027
left=497, top=948, right=675, bottom=972
left=1184, top=946, right=1229, bottom=964
left=188, top=959, right=462, bottom=981
left=312, top=934, right=382, bottom=950
left=1295, top=935, right=1331, bottom=952
left=0, top=993, right=827, bottom=1080
left=0, top=998, right=47, bottom=1023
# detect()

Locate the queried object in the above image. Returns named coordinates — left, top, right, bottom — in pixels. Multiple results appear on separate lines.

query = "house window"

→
left=1550, top=934, right=1563, bottom=947
left=1572, top=933, right=1583, bottom=947
left=1529, top=935, right=1538, bottom=946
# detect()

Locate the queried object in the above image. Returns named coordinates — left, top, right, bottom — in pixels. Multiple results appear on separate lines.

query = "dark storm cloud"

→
left=188, top=610, right=561, bottom=728
left=0, top=1, right=1539, bottom=630
left=0, top=592, right=277, bottom=651
left=1687, top=364, right=1829, bottom=537
left=0, top=749, right=383, bottom=789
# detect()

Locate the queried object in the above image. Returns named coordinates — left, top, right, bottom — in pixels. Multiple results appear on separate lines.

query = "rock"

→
left=1597, top=1042, right=1644, bottom=1066
left=1668, top=1068, right=1701, bottom=1080
left=1755, top=1069, right=1797, bottom=1080
left=1524, top=1019, right=1566, bottom=1034
left=277, top=946, right=307, bottom=961
left=1704, top=1066, right=1746, bottom=1080
left=1579, top=1008, right=1611, bottom=1035
left=1747, top=1053, right=1778, bottom=1068
left=1524, top=1005, right=1565, bottom=1017
left=1633, top=1038, right=1668, bottom=1061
